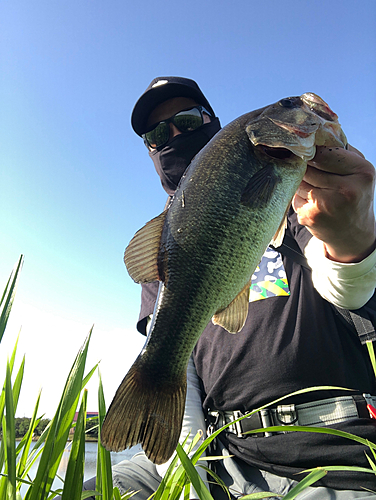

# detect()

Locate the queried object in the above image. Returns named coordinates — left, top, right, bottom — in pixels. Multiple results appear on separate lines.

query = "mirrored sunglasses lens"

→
left=174, top=107, right=203, bottom=132
left=144, top=122, right=170, bottom=148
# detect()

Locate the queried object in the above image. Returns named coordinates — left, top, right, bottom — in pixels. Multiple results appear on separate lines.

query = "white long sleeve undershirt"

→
left=304, top=236, right=376, bottom=310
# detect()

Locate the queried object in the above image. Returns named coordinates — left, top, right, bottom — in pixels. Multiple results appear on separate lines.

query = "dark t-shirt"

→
left=137, top=210, right=376, bottom=489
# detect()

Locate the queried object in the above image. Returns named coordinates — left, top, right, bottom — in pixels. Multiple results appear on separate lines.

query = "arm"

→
left=292, top=145, right=376, bottom=308
left=304, top=236, right=376, bottom=309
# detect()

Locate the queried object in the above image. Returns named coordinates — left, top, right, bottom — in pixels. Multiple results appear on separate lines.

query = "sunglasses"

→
left=142, top=105, right=212, bottom=150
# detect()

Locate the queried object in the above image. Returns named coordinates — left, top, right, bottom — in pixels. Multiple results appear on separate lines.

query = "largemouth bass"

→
left=101, top=93, right=347, bottom=464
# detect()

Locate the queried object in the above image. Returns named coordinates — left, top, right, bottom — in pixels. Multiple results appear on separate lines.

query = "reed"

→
left=0, top=257, right=129, bottom=499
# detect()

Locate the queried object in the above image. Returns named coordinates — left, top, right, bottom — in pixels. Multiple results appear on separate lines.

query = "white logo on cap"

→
left=152, top=80, right=168, bottom=88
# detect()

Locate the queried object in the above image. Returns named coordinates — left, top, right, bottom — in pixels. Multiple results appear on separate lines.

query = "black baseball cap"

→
left=131, top=76, right=216, bottom=136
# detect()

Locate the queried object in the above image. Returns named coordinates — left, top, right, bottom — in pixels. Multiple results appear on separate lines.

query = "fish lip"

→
left=269, top=117, right=315, bottom=138
left=300, top=92, right=339, bottom=122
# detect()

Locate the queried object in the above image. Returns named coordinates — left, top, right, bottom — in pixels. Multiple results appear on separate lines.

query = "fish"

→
left=101, top=93, right=347, bottom=464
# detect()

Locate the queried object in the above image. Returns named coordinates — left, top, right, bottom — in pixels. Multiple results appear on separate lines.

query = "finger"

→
left=302, top=165, right=344, bottom=189
left=295, top=179, right=315, bottom=199
left=347, top=144, right=365, bottom=159
left=291, top=192, right=318, bottom=227
left=308, top=145, right=369, bottom=175
left=291, top=192, right=306, bottom=212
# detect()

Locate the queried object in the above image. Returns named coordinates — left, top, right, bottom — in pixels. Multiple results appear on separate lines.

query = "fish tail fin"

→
left=101, top=356, right=187, bottom=465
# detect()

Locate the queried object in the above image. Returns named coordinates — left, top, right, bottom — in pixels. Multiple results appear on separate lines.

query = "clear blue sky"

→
left=0, top=0, right=375, bottom=417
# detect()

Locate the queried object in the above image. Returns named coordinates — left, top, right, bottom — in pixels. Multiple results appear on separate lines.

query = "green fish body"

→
left=101, top=94, right=347, bottom=464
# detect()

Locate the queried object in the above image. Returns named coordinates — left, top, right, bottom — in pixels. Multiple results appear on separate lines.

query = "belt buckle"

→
left=207, top=410, right=219, bottom=437
left=259, top=409, right=274, bottom=437
left=229, top=410, right=244, bottom=437
left=275, top=404, right=298, bottom=427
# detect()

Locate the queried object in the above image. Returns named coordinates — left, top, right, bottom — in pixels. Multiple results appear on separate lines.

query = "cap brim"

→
left=131, top=83, right=215, bottom=136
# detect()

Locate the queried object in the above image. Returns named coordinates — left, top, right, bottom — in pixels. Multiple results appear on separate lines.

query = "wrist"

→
left=324, top=237, right=376, bottom=263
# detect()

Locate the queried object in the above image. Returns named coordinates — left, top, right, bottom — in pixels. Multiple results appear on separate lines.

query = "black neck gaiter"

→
left=149, top=118, right=221, bottom=195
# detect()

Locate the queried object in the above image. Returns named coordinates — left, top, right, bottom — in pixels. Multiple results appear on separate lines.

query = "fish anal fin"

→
left=124, top=211, right=167, bottom=283
left=212, top=285, right=250, bottom=333
left=101, top=355, right=186, bottom=465
left=241, top=165, right=280, bottom=208
left=271, top=219, right=286, bottom=248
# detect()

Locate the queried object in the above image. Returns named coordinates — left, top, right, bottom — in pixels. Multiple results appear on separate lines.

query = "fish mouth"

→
left=262, top=146, right=295, bottom=160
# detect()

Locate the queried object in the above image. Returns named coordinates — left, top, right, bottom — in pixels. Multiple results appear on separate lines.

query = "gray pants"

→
left=108, top=447, right=376, bottom=499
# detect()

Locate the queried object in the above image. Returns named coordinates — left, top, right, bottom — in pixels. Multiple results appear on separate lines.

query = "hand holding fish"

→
left=292, top=145, right=376, bottom=263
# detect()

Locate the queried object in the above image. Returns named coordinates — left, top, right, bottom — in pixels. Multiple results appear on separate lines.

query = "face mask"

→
left=149, top=118, right=221, bottom=195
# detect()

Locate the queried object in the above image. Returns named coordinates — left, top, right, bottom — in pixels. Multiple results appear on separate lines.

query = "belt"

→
left=207, top=393, right=376, bottom=438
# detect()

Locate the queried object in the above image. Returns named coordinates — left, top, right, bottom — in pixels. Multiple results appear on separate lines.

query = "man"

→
left=83, top=77, right=376, bottom=499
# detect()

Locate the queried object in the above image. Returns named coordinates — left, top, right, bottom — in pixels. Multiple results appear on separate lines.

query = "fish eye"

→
left=279, top=98, right=294, bottom=108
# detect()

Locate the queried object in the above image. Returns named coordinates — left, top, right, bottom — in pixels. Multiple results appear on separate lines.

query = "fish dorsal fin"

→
left=241, top=165, right=280, bottom=208
left=124, top=211, right=167, bottom=283
left=212, top=285, right=250, bottom=334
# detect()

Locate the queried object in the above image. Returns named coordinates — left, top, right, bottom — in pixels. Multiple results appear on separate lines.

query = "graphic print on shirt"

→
left=249, top=247, right=290, bottom=302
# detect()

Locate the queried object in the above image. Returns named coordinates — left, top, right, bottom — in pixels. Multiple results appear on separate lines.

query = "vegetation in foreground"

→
left=1, top=417, right=98, bottom=441
left=0, top=256, right=375, bottom=499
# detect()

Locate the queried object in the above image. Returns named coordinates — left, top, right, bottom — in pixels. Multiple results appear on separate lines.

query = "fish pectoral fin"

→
left=101, top=355, right=186, bottom=465
left=241, top=165, right=280, bottom=208
left=124, top=211, right=167, bottom=283
left=212, top=286, right=250, bottom=333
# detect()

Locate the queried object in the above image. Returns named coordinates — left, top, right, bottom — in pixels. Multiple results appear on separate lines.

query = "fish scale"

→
left=101, top=93, right=347, bottom=464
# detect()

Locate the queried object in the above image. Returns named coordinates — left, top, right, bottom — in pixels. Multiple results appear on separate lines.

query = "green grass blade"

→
left=113, top=489, right=122, bottom=500
left=197, top=465, right=231, bottom=499
left=119, top=489, right=139, bottom=499
left=244, top=425, right=376, bottom=449
left=96, top=370, right=113, bottom=500
left=8, top=332, right=21, bottom=375
left=185, top=431, right=203, bottom=457
left=11, top=355, right=25, bottom=414
left=16, top=391, right=42, bottom=486
left=366, top=340, right=376, bottom=378
left=282, top=469, right=327, bottom=499
left=25, top=330, right=92, bottom=500
left=22, top=422, right=50, bottom=476
left=152, top=434, right=194, bottom=500
left=0, top=255, right=24, bottom=344
left=82, top=362, right=99, bottom=390
left=162, top=466, right=187, bottom=500
left=0, top=338, right=23, bottom=474
left=152, top=452, right=182, bottom=500
left=235, top=494, right=281, bottom=499
left=365, top=440, right=376, bottom=471
left=0, top=416, right=8, bottom=499
left=303, top=465, right=376, bottom=474
left=366, top=455, right=376, bottom=472
left=5, top=360, right=17, bottom=499
left=61, top=390, right=88, bottom=499
left=80, top=492, right=101, bottom=499
left=164, top=466, right=188, bottom=500
left=1, top=355, right=24, bottom=497
left=176, top=444, right=213, bottom=500
left=0, top=332, right=22, bottom=474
